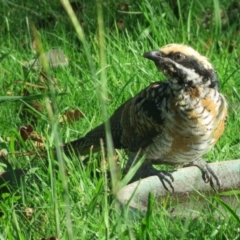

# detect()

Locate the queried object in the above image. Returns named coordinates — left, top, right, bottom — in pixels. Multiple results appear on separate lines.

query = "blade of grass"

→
left=214, top=196, right=240, bottom=224
left=0, top=52, right=10, bottom=62
left=213, top=0, right=222, bottom=36
left=0, top=92, right=66, bottom=103
left=187, top=0, right=193, bottom=42
left=96, top=1, right=119, bottom=196
left=31, top=24, right=73, bottom=238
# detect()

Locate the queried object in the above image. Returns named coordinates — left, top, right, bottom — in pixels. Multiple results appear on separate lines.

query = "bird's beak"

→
left=143, top=51, right=162, bottom=61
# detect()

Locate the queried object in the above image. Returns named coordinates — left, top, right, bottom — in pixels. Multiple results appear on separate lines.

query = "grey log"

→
left=116, top=160, right=240, bottom=218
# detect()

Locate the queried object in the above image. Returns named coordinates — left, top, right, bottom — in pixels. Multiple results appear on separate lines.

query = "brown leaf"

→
left=59, top=109, right=84, bottom=124
left=30, top=100, right=43, bottom=113
left=19, top=125, right=46, bottom=148
left=9, top=150, right=44, bottom=157
left=40, top=237, right=59, bottom=240
left=117, top=18, right=125, bottom=30
left=15, top=81, right=46, bottom=89
left=32, top=39, right=38, bottom=51
left=19, top=125, right=34, bottom=142
left=33, top=141, right=45, bottom=148
left=39, top=71, right=58, bottom=85
left=28, top=131, right=45, bottom=143
left=0, top=150, right=7, bottom=159
left=119, top=2, right=129, bottom=11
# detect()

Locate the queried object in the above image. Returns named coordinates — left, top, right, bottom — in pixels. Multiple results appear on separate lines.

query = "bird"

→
left=63, top=43, right=228, bottom=191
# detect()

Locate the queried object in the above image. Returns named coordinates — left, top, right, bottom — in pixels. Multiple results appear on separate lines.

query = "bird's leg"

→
left=125, top=152, right=174, bottom=192
left=184, top=158, right=221, bottom=190
left=140, top=165, right=174, bottom=192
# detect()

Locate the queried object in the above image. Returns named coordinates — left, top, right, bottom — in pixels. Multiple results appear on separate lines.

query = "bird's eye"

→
left=174, top=53, right=185, bottom=62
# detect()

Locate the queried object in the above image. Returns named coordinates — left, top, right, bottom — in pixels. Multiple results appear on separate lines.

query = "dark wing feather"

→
left=64, top=81, right=169, bottom=155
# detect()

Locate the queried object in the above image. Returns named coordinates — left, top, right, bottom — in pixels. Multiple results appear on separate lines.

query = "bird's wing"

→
left=119, top=81, right=169, bottom=151
left=64, top=81, right=169, bottom=155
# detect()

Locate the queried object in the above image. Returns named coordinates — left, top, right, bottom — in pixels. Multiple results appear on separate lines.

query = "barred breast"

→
left=146, top=86, right=227, bottom=165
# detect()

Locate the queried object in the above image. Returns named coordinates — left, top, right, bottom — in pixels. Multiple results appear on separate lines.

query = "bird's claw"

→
left=185, top=158, right=221, bottom=191
left=157, top=170, right=174, bottom=192
left=204, top=164, right=221, bottom=190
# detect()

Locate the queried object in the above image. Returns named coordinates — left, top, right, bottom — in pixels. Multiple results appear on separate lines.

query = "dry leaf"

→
left=117, top=18, right=125, bottom=30
left=32, top=39, right=38, bottom=51
left=15, top=81, right=46, bottom=89
left=0, top=150, right=7, bottom=159
left=6, top=91, right=13, bottom=95
left=24, top=207, right=35, bottom=220
left=19, top=125, right=46, bottom=148
left=39, top=71, right=58, bottom=86
left=118, top=2, right=129, bottom=11
left=19, top=125, right=34, bottom=142
left=33, top=141, right=45, bottom=148
left=10, top=150, right=44, bottom=157
left=26, top=49, right=68, bottom=70
left=59, top=109, right=84, bottom=124
left=40, top=237, right=59, bottom=240
left=28, top=131, right=45, bottom=142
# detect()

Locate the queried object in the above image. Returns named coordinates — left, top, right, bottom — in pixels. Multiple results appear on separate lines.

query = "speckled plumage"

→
left=64, top=44, right=227, bottom=190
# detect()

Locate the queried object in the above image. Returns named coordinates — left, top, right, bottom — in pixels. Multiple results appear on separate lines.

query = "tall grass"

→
left=0, top=0, right=240, bottom=239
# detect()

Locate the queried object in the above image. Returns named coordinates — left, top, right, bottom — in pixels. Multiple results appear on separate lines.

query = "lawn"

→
left=0, top=0, right=240, bottom=239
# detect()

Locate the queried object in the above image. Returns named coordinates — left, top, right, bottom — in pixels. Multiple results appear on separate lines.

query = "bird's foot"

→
left=184, top=158, right=221, bottom=191
left=130, top=164, right=175, bottom=192
left=155, top=169, right=174, bottom=192
left=126, top=153, right=174, bottom=192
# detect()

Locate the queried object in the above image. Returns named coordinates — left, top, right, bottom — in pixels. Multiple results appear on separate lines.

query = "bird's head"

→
left=143, top=44, right=219, bottom=90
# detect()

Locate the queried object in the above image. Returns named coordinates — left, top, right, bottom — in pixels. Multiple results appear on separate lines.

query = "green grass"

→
left=0, top=0, right=240, bottom=239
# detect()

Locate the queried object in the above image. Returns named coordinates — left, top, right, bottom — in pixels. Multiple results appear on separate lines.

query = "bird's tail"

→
left=62, top=137, right=102, bottom=157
